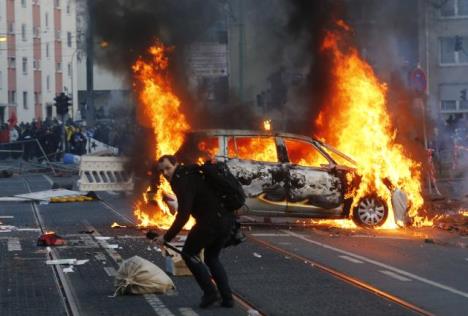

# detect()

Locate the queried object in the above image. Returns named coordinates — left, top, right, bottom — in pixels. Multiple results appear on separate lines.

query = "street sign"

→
left=187, top=43, right=228, bottom=78
left=409, top=67, right=427, bottom=93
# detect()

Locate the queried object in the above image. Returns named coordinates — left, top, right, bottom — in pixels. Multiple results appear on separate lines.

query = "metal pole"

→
left=86, top=0, right=95, bottom=127
left=35, top=139, right=57, bottom=176
left=238, top=0, right=244, bottom=103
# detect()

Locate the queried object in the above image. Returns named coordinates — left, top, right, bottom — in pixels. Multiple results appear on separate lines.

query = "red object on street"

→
left=37, top=232, right=66, bottom=246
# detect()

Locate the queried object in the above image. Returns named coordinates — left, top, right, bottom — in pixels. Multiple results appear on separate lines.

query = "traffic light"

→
left=54, top=92, right=71, bottom=116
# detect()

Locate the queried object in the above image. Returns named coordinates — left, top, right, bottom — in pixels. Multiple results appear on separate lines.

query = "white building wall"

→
left=15, top=0, right=34, bottom=123
left=41, top=0, right=57, bottom=119
left=61, top=0, right=78, bottom=119
left=0, top=3, right=8, bottom=116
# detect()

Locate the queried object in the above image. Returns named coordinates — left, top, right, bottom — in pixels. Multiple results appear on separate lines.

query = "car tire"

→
left=352, top=195, right=388, bottom=228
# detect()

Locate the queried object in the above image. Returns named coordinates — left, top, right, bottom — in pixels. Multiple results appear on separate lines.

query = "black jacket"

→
left=163, top=165, right=222, bottom=242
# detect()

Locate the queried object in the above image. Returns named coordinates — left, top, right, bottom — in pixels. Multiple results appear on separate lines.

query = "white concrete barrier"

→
left=77, top=156, right=134, bottom=191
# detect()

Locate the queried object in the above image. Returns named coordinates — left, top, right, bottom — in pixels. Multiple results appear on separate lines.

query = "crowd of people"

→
left=0, top=119, right=88, bottom=161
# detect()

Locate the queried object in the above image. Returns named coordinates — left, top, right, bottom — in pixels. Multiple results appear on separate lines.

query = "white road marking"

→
left=103, top=266, right=117, bottom=277
left=144, top=294, right=176, bottom=316
left=281, top=230, right=468, bottom=299
left=338, top=255, right=364, bottom=264
left=251, top=233, right=289, bottom=237
left=42, top=174, right=54, bottom=186
left=0, top=216, right=14, bottom=219
left=380, top=270, right=412, bottom=282
left=7, top=238, right=22, bottom=251
left=178, top=307, right=199, bottom=316
left=351, top=235, right=412, bottom=240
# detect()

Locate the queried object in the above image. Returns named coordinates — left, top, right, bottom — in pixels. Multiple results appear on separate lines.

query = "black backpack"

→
left=198, top=161, right=246, bottom=212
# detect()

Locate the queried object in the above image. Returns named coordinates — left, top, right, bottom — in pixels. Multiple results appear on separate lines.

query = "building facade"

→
left=419, top=0, right=468, bottom=122
left=0, top=0, right=78, bottom=124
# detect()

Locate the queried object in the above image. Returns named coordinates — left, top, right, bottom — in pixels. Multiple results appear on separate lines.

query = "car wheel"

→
left=352, top=195, right=388, bottom=228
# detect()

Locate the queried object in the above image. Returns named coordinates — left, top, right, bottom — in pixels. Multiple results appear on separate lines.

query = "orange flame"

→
left=132, top=41, right=195, bottom=230
left=315, top=23, right=428, bottom=229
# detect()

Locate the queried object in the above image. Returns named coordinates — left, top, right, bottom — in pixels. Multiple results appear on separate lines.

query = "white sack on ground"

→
left=114, top=256, right=175, bottom=295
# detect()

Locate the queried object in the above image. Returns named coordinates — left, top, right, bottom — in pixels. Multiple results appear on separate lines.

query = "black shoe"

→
left=221, top=299, right=234, bottom=308
left=199, top=293, right=220, bottom=308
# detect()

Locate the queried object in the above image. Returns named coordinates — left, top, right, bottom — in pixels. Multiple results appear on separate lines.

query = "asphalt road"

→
left=0, top=173, right=467, bottom=315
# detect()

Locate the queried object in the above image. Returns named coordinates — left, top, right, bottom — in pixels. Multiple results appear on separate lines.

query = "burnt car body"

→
left=172, top=129, right=389, bottom=228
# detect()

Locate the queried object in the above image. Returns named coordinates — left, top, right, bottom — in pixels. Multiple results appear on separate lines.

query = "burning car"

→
left=167, top=129, right=406, bottom=228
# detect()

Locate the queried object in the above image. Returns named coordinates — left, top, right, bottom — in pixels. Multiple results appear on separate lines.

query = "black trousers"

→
left=182, top=214, right=234, bottom=300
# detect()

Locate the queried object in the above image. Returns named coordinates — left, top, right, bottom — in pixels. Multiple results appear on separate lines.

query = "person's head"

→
left=158, top=155, right=178, bottom=181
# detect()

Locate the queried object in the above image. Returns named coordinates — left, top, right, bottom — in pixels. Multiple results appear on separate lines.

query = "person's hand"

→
left=154, top=235, right=165, bottom=246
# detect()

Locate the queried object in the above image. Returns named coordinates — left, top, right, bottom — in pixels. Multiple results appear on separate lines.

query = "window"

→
left=227, top=136, right=278, bottom=162
left=283, top=138, right=329, bottom=167
left=46, top=75, right=50, bottom=91
left=66, top=3, right=71, bottom=14
left=46, top=43, right=50, bottom=57
left=440, top=37, right=456, bottom=63
left=21, top=24, right=27, bottom=41
left=8, top=57, right=16, bottom=68
left=8, top=22, right=15, bottom=34
left=460, top=100, right=468, bottom=110
left=56, top=62, right=62, bottom=72
left=67, top=63, right=72, bottom=76
left=440, top=36, right=468, bottom=64
left=34, top=92, right=40, bottom=104
left=440, top=0, right=468, bottom=17
left=55, top=30, right=61, bottom=41
left=45, top=13, right=49, bottom=28
left=55, top=0, right=61, bottom=8
left=33, top=59, right=40, bottom=70
left=21, top=0, right=27, bottom=8
left=441, top=100, right=457, bottom=111
left=318, top=143, right=355, bottom=167
left=22, top=57, right=28, bottom=74
left=460, top=0, right=468, bottom=15
left=441, top=0, right=456, bottom=16
left=8, top=90, right=16, bottom=104
left=33, top=26, right=40, bottom=38
left=67, top=32, right=72, bottom=47
left=23, top=91, right=28, bottom=109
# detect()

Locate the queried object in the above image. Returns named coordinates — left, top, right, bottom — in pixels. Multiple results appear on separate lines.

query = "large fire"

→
left=132, top=41, right=195, bottom=230
left=313, top=21, right=429, bottom=228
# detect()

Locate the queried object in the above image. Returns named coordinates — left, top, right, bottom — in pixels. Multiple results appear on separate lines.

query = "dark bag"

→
left=224, top=220, right=246, bottom=248
left=199, top=161, right=246, bottom=212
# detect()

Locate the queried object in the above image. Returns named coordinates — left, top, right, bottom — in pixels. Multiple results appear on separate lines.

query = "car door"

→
left=222, top=135, right=288, bottom=216
left=281, top=137, right=343, bottom=216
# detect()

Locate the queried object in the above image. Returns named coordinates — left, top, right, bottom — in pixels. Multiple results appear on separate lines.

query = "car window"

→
left=318, top=144, right=355, bottom=167
left=283, top=138, right=329, bottom=167
left=176, top=135, right=219, bottom=163
left=228, top=136, right=278, bottom=163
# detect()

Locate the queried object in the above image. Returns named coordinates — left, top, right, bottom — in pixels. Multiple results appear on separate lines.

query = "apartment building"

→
left=0, top=0, right=78, bottom=124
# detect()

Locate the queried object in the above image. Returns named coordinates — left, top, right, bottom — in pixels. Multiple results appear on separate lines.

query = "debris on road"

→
left=46, top=259, right=89, bottom=266
left=434, top=209, right=468, bottom=235
left=114, top=256, right=175, bottom=296
left=37, top=232, right=65, bottom=246
left=111, top=222, right=127, bottom=229
left=0, top=189, right=97, bottom=203
left=253, top=252, right=262, bottom=258
left=63, top=266, right=74, bottom=273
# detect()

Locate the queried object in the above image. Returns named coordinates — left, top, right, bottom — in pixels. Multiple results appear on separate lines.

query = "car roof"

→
left=187, top=129, right=357, bottom=166
left=188, top=129, right=317, bottom=143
